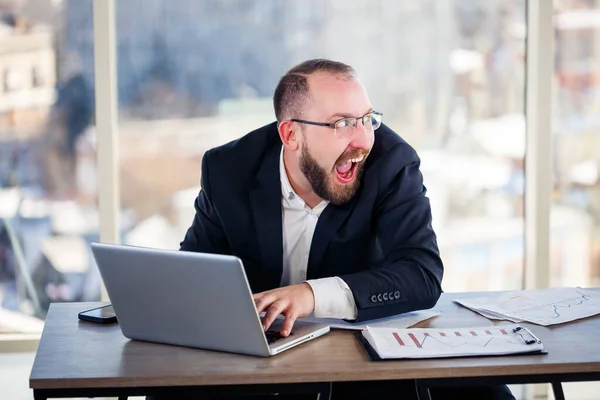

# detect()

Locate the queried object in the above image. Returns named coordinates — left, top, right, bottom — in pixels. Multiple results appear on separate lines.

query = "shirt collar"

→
left=280, top=145, right=296, bottom=201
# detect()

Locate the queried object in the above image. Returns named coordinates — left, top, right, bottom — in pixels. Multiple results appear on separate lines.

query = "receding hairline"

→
left=274, top=59, right=357, bottom=122
left=286, top=72, right=356, bottom=116
left=287, top=58, right=356, bottom=76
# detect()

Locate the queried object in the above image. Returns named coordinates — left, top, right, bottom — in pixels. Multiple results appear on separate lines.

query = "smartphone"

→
left=78, top=304, right=117, bottom=324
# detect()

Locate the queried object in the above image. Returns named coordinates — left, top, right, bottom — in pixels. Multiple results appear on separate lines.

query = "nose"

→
left=349, top=122, right=373, bottom=149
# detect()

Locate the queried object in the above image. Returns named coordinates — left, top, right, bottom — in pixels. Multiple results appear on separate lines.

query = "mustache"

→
left=335, top=148, right=370, bottom=165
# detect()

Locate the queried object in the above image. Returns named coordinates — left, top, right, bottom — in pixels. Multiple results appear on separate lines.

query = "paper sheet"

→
left=297, top=310, right=439, bottom=331
left=454, top=287, right=600, bottom=326
left=362, top=324, right=544, bottom=359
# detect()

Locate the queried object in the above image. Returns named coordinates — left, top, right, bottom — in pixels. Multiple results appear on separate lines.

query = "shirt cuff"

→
left=305, top=276, right=358, bottom=320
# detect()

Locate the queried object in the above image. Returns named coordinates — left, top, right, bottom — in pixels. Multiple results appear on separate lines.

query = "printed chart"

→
left=455, top=287, right=600, bottom=326
left=362, top=324, right=544, bottom=359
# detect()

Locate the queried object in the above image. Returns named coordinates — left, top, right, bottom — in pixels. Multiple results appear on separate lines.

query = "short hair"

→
left=273, top=59, right=355, bottom=122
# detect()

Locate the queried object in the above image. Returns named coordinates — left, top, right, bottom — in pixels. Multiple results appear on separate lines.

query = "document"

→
left=360, top=324, right=545, bottom=360
left=454, top=287, right=600, bottom=326
left=298, top=310, right=439, bottom=331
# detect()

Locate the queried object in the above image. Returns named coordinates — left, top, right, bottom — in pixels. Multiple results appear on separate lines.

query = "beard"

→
left=299, top=143, right=367, bottom=205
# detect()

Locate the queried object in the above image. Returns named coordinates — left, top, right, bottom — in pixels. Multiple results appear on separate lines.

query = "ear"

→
left=277, top=120, right=300, bottom=151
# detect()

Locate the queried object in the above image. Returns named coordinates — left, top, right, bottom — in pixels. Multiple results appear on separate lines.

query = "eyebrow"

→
left=328, top=108, right=374, bottom=121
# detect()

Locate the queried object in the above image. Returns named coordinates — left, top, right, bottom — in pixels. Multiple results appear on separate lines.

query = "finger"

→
left=254, top=294, right=275, bottom=315
left=252, top=293, right=263, bottom=314
left=252, top=290, right=268, bottom=303
left=281, top=311, right=297, bottom=337
left=262, top=300, right=287, bottom=332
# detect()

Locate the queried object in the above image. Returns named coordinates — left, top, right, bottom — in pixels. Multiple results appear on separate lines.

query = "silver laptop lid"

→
left=90, top=243, right=272, bottom=357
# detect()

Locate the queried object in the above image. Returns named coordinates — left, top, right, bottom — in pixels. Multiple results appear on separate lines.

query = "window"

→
left=0, top=0, right=97, bottom=336
left=3, top=0, right=597, bottom=398
left=111, top=0, right=526, bottom=293
left=552, top=0, right=600, bottom=288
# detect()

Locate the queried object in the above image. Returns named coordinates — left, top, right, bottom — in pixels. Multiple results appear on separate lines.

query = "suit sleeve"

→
left=179, top=151, right=231, bottom=254
left=340, top=143, right=443, bottom=322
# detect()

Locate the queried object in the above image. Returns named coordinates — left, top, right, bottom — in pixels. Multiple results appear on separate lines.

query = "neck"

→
left=283, top=148, right=323, bottom=209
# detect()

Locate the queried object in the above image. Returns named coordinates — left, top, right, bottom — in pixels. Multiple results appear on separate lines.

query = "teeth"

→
left=349, top=156, right=364, bottom=163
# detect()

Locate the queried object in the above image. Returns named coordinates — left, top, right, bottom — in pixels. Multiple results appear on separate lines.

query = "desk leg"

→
left=552, top=382, right=566, bottom=400
left=316, top=382, right=332, bottom=400
left=415, top=380, right=432, bottom=400
left=33, top=391, right=46, bottom=400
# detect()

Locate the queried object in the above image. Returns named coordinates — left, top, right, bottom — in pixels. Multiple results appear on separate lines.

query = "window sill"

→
left=0, top=333, right=41, bottom=353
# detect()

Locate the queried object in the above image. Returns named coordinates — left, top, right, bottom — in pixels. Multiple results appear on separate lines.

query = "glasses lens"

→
left=366, top=112, right=382, bottom=130
left=334, top=118, right=355, bottom=137
left=335, top=118, right=355, bottom=129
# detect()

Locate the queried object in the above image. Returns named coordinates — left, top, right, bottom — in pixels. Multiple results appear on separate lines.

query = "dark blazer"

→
left=180, top=122, right=443, bottom=322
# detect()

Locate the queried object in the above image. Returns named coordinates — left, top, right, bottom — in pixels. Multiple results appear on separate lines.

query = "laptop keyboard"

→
left=265, top=330, right=293, bottom=344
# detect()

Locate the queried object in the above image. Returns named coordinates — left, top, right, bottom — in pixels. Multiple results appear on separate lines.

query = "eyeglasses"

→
left=291, top=111, right=383, bottom=138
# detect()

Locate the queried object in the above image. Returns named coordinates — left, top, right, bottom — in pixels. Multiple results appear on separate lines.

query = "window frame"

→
left=1, top=0, right=554, bottom=355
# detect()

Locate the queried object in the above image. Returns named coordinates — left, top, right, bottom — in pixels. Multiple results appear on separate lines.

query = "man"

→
left=181, top=59, right=514, bottom=400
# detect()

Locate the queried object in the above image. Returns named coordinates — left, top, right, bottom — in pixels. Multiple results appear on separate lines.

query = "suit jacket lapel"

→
left=307, top=194, right=359, bottom=279
left=249, top=143, right=283, bottom=278
left=249, top=134, right=361, bottom=283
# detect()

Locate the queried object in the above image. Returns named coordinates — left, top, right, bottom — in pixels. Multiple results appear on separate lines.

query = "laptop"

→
left=90, top=242, right=330, bottom=357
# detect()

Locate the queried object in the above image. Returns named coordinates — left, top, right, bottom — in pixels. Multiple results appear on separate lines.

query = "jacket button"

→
left=383, top=293, right=389, bottom=301
left=370, top=295, right=378, bottom=303
left=394, top=291, right=401, bottom=300
left=377, top=294, right=383, bottom=302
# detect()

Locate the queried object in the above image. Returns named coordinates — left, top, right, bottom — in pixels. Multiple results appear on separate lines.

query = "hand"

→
left=253, top=283, right=315, bottom=337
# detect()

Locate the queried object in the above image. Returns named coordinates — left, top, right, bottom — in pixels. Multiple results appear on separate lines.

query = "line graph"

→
left=493, top=290, right=599, bottom=325
left=389, top=328, right=522, bottom=350
left=456, top=288, right=600, bottom=326
left=547, top=292, right=592, bottom=319
left=514, top=291, right=592, bottom=316
left=417, top=333, right=519, bottom=350
left=363, top=324, right=545, bottom=359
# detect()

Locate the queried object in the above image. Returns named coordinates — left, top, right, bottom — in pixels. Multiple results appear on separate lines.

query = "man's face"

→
left=296, top=74, right=375, bottom=205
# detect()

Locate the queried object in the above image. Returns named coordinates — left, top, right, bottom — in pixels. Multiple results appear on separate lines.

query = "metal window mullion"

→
left=93, top=0, right=120, bottom=302
left=525, top=0, right=553, bottom=291
left=93, top=0, right=120, bottom=245
left=524, top=1, right=553, bottom=398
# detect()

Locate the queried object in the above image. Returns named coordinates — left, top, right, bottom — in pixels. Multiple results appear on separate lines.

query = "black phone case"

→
left=78, top=307, right=118, bottom=324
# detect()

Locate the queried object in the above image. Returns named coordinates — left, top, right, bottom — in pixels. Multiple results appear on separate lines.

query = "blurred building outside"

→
left=0, top=0, right=598, bottom=344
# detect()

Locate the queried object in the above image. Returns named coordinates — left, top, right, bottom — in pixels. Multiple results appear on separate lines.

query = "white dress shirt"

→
left=279, top=146, right=358, bottom=319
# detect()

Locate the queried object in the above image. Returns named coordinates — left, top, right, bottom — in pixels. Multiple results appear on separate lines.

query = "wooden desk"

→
left=29, top=292, right=600, bottom=400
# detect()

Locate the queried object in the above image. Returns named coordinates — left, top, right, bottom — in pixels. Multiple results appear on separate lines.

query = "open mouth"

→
left=334, top=155, right=364, bottom=184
